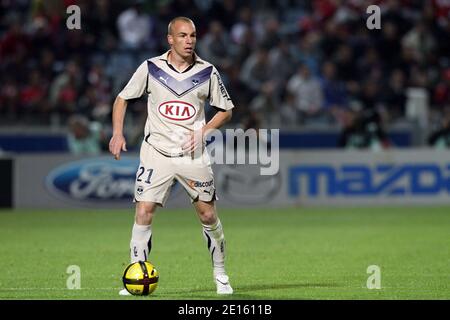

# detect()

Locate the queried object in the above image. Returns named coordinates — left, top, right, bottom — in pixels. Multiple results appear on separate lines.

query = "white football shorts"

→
left=134, top=142, right=217, bottom=206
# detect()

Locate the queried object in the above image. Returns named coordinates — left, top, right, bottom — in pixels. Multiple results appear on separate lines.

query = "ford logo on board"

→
left=45, top=157, right=139, bottom=203
left=158, top=101, right=196, bottom=121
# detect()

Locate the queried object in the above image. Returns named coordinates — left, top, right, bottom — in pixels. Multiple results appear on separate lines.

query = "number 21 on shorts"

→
left=137, top=167, right=153, bottom=184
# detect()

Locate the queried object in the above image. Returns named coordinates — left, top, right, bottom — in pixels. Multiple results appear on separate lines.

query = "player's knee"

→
left=198, top=209, right=217, bottom=225
left=135, top=202, right=157, bottom=225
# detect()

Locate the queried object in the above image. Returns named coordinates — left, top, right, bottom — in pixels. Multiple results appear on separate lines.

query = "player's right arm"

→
left=109, top=61, right=149, bottom=160
left=109, top=96, right=128, bottom=160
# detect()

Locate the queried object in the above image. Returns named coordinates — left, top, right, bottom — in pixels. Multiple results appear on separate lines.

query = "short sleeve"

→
left=209, top=67, right=234, bottom=111
left=118, top=61, right=148, bottom=100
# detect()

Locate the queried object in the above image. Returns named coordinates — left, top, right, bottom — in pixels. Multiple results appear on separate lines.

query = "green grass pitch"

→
left=0, top=206, right=448, bottom=300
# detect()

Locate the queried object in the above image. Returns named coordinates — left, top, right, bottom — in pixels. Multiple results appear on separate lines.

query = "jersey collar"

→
left=158, top=50, right=205, bottom=73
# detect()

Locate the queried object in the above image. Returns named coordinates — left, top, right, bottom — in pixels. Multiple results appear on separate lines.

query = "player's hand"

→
left=109, top=134, right=127, bottom=160
left=182, top=130, right=204, bottom=153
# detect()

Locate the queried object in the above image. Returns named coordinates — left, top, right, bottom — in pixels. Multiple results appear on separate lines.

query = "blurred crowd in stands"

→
left=1, top=0, right=450, bottom=150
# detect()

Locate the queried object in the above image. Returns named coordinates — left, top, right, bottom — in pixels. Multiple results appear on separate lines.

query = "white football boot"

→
left=215, top=274, right=233, bottom=295
left=119, top=288, right=131, bottom=296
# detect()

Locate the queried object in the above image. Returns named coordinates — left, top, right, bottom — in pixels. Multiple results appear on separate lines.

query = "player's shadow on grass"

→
left=161, top=282, right=339, bottom=299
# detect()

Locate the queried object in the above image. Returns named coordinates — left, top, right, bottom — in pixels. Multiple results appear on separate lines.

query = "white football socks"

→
left=130, top=223, right=152, bottom=263
left=202, top=219, right=226, bottom=277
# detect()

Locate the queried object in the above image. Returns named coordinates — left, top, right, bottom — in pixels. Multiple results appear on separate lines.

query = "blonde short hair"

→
left=167, top=17, right=195, bottom=35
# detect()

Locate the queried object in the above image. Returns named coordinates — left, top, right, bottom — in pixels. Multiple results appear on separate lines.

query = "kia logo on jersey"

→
left=158, top=101, right=196, bottom=121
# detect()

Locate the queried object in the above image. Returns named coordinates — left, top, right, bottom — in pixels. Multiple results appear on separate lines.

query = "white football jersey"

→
left=118, top=50, right=234, bottom=156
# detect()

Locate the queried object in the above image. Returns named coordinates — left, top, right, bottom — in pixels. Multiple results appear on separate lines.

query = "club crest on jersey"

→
left=158, top=101, right=196, bottom=121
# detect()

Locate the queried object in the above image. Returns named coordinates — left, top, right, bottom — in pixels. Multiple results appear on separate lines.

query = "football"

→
left=122, top=261, right=159, bottom=296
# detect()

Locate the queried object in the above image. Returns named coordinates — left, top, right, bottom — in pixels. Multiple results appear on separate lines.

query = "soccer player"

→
left=109, top=17, right=234, bottom=295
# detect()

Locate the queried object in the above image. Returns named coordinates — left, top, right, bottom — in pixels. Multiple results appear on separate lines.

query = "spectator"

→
left=293, top=31, right=322, bottom=77
left=401, top=20, right=437, bottom=64
left=198, top=20, right=234, bottom=71
left=256, top=16, right=280, bottom=48
left=319, top=61, right=348, bottom=123
left=381, top=69, right=407, bottom=120
left=279, top=93, right=299, bottom=126
left=208, top=0, right=239, bottom=31
left=240, top=45, right=274, bottom=94
left=56, top=77, right=78, bottom=117
left=19, top=70, right=48, bottom=121
left=37, top=49, right=57, bottom=82
left=338, top=108, right=391, bottom=151
left=357, top=46, right=384, bottom=84
left=223, top=65, right=253, bottom=124
left=318, top=20, right=342, bottom=59
left=232, top=27, right=255, bottom=66
left=84, top=0, right=119, bottom=50
left=0, top=20, right=29, bottom=61
left=358, top=80, right=382, bottom=111
left=377, top=21, right=401, bottom=72
left=249, top=81, right=280, bottom=127
left=333, top=44, right=357, bottom=82
left=116, top=0, right=151, bottom=50
left=85, top=64, right=112, bottom=122
left=286, top=64, right=323, bottom=123
left=268, top=37, right=296, bottom=85
left=433, top=68, right=450, bottom=109
left=67, top=115, right=104, bottom=155
left=428, top=108, right=450, bottom=149
left=230, top=6, right=253, bottom=46
left=49, top=60, right=82, bottom=119
left=0, top=78, right=20, bottom=121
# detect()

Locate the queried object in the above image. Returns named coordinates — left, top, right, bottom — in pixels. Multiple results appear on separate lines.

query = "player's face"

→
left=168, top=21, right=197, bottom=59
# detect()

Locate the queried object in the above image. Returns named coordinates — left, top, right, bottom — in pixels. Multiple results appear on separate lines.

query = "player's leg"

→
left=130, top=201, right=158, bottom=263
left=120, top=201, right=158, bottom=296
left=131, top=142, right=174, bottom=262
left=120, top=143, right=174, bottom=296
left=193, top=199, right=233, bottom=294
left=175, top=149, right=232, bottom=293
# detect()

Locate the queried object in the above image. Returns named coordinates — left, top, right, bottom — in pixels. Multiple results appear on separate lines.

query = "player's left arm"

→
left=182, top=67, right=234, bottom=152
left=202, top=108, right=233, bottom=133
left=182, top=109, right=232, bottom=153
